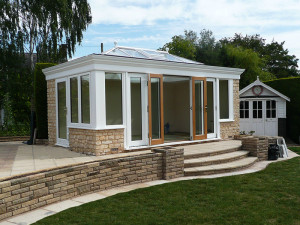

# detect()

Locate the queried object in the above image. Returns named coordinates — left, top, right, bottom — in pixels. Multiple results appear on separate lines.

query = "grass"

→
left=34, top=157, right=300, bottom=225
left=289, top=147, right=300, bottom=155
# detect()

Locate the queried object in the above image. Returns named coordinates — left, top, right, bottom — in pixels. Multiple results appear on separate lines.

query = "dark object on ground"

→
left=268, top=144, right=279, bottom=160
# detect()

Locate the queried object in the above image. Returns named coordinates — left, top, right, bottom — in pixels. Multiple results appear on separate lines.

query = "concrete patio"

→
left=0, top=141, right=152, bottom=179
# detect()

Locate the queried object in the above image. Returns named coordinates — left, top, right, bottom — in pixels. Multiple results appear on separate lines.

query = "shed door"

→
left=265, top=100, right=277, bottom=136
left=251, top=100, right=264, bottom=135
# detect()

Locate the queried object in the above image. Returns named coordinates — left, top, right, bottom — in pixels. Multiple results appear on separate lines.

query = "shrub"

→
left=34, top=63, right=56, bottom=139
left=265, top=77, right=300, bottom=143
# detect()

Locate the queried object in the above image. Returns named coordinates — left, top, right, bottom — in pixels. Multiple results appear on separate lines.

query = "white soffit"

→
left=43, top=53, right=245, bottom=80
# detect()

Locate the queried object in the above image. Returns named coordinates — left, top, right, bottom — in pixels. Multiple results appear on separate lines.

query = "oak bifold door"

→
left=148, top=74, right=164, bottom=145
left=192, top=77, right=207, bottom=140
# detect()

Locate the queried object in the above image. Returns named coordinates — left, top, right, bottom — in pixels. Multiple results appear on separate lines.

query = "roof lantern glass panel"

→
left=103, top=46, right=202, bottom=64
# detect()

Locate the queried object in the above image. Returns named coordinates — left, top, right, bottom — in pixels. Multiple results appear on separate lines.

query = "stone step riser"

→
left=184, top=152, right=249, bottom=168
left=184, top=158, right=258, bottom=176
left=184, top=146, right=241, bottom=160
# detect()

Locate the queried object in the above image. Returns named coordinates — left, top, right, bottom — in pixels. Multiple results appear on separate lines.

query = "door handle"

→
left=205, top=105, right=208, bottom=112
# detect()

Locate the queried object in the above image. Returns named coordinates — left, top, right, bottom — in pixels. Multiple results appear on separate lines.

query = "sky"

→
left=72, top=0, right=300, bottom=61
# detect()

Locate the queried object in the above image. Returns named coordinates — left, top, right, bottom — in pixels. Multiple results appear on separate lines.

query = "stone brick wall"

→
left=69, top=128, right=124, bottom=156
left=220, top=79, right=240, bottom=139
left=0, top=147, right=184, bottom=221
left=152, top=147, right=184, bottom=179
left=47, top=80, right=56, bottom=145
left=241, top=136, right=268, bottom=161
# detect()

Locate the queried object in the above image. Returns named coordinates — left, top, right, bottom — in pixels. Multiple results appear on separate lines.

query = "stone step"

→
left=184, top=157, right=258, bottom=176
left=184, top=150, right=249, bottom=168
left=184, top=145, right=242, bottom=160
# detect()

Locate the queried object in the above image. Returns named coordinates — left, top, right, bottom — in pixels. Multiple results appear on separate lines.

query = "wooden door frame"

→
left=192, top=77, right=207, bottom=140
left=148, top=74, right=164, bottom=145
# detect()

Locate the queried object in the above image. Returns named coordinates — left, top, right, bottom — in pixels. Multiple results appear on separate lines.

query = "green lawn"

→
left=34, top=157, right=300, bottom=225
left=289, top=147, right=300, bottom=155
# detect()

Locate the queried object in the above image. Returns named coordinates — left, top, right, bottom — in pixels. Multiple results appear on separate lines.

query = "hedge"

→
left=34, top=63, right=56, bottom=139
left=265, top=77, right=300, bottom=143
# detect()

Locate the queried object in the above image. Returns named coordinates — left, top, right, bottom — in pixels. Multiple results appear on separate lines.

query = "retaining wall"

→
left=0, top=147, right=184, bottom=220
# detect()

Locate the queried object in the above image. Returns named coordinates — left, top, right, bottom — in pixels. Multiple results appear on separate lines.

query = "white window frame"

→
left=55, top=77, right=69, bottom=147
left=68, top=72, right=93, bottom=129
left=104, top=71, right=126, bottom=129
left=218, top=79, right=234, bottom=122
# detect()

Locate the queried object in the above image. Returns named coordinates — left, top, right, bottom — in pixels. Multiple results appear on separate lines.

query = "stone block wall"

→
left=69, top=128, right=124, bottom=156
left=241, top=136, right=268, bottom=160
left=220, top=79, right=240, bottom=139
left=47, top=80, right=56, bottom=145
left=152, top=147, right=184, bottom=179
left=0, top=147, right=184, bottom=221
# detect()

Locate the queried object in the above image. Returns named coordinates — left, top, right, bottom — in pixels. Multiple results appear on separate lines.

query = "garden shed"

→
left=239, top=77, right=290, bottom=137
left=43, top=45, right=244, bottom=155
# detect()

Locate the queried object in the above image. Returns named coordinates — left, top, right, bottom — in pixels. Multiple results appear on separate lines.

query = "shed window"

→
left=266, top=100, right=276, bottom=118
left=240, top=101, right=249, bottom=118
left=70, top=77, right=78, bottom=123
left=106, top=73, right=123, bottom=125
left=81, top=75, right=90, bottom=123
left=253, top=101, right=262, bottom=119
left=219, top=80, right=229, bottom=119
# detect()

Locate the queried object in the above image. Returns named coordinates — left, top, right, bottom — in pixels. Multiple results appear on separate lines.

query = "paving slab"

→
left=6, top=209, right=55, bottom=225
left=43, top=200, right=82, bottom=213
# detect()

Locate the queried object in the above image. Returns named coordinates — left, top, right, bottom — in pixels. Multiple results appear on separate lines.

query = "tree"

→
left=220, top=34, right=299, bottom=78
left=196, top=29, right=222, bottom=66
left=221, top=45, right=275, bottom=88
left=159, top=30, right=198, bottom=60
left=16, top=0, right=92, bottom=68
left=0, top=0, right=92, bottom=133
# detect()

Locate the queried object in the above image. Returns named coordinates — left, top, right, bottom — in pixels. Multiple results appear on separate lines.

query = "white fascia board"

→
left=43, top=54, right=245, bottom=80
left=239, top=79, right=290, bottom=102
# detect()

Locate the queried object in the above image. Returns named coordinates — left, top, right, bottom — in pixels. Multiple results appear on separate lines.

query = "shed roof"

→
left=239, top=77, right=290, bottom=101
left=103, top=46, right=203, bottom=65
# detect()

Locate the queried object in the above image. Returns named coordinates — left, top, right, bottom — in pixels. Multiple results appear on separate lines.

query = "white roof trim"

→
left=42, top=54, right=245, bottom=81
left=239, top=77, right=290, bottom=102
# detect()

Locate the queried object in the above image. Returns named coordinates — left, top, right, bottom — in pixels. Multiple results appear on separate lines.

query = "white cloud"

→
left=82, top=0, right=300, bottom=59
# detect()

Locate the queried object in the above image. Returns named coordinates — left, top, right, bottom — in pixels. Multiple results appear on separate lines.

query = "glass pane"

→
left=81, top=75, right=90, bottom=123
left=70, top=77, right=78, bottom=123
left=57, top=82, right=67, bottom=139
left=151, top=78, right=161, bottom=139
left=131, top=77, right=142, bottom=141
left=105, top=73, right=123, bottom=125
left=195, top=80, right=203, bottom=135
left=253, top=110, right=257, bottom=118
left=272, top=100, right=276, bottom=109
left=267, top=110, right=270, bottom=118
left=207, top=81, right=214, bottom=133
left=272, top=110, right=276, bottom=118
left=253, top=101, right=257, bottom=109
left=258, top=110, right=262, bottom=118
left=240, top=101, right=244, bottom=110
left=240, top=110, right=244, bottom=119
left=258, top=101, right=262, bottom=109
left=245, top=101, right=249, bottom=109
left=245, top=110, right=249, bottom=118
left=219, top=80, right=229, bottom=119
left=266, top=101, right=270, bottom=109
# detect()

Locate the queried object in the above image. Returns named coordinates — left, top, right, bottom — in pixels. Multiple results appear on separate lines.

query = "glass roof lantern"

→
left=102, top=46, right=202, bottom=65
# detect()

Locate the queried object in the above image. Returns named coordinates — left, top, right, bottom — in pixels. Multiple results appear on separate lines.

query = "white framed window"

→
left=219, top=79, right=233, bottom=121
left=266, top=100, right=276, bottom=118
left=253, top=100, right=263, bottom=119
left=105, top=72, right=123, bottom=125
left=69, top=73, right=91, bottom=126
left=240, top=101, right=249, bottom=118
